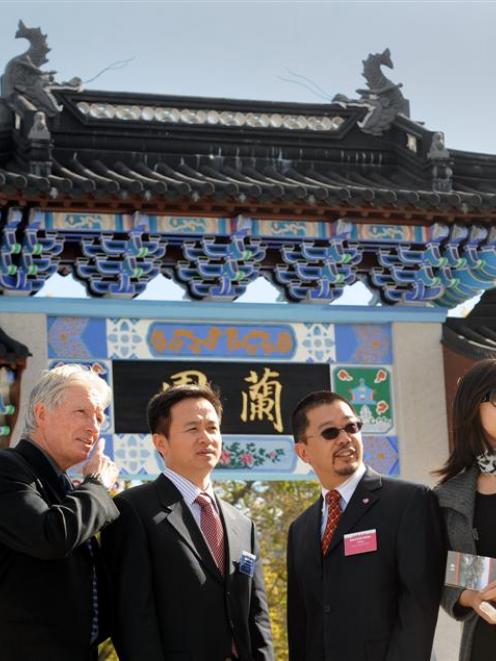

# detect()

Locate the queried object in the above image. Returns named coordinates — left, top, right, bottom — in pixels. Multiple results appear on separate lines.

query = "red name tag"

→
left=344, top=529, right=378, bottom=556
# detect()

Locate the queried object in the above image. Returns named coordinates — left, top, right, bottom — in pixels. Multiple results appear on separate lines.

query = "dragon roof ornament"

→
left=0, top=20, right=82, bottom=121
left=334, top=48, right=410, bottom=136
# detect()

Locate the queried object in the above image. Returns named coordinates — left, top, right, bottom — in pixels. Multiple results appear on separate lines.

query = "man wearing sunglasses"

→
left=287, top=390, right=445, bottom=661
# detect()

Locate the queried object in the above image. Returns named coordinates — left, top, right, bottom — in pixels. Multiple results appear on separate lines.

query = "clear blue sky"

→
left=0, top=1, right=490, bottom=309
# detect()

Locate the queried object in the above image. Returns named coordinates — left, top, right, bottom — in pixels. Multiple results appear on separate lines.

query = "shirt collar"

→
left=321, top=462, right=366, bottom=507
left=162, top=465, right=216, bottom=506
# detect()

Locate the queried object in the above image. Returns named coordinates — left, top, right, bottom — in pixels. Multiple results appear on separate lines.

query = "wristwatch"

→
left=83, top=473, right=106, bottom=487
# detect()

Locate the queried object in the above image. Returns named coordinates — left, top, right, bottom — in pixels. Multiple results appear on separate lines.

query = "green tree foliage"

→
left=217, top=480, right=320, bottom=660
left=98, top=480, right=320, bottom=661
left=98, top=638, right=118, bottom=660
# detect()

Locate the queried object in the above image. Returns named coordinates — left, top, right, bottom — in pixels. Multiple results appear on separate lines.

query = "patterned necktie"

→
left=195, top=492, right=225, bottom=575
left=321, top=489, right=342, bottom=556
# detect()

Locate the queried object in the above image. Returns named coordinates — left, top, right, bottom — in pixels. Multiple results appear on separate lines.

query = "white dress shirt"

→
left=162, top=465, right=219, bottom=528
left=320, top=463, right=366, bottom=537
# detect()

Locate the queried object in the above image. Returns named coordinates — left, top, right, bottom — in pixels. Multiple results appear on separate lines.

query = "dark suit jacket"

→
left=101, top=474, right=273, bottom=661
left=287, top=467, right=446, bottom=661
left=0, top=439, right=119, bottom=661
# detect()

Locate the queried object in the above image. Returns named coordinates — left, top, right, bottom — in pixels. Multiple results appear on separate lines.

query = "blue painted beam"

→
left=0, top=296, right=448, bottom=323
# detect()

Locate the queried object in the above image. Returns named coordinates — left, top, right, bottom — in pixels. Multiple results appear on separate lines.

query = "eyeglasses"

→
left=318, top=420, right=363, bottom=441
left=482, top=390, right=496, bottom=407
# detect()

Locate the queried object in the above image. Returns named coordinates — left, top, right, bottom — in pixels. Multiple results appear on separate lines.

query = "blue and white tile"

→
left=106, top=318, right=151, bottom=359
left=112, top=433, right=161, bottom=478
left=293, top=322, right=336, bottom=362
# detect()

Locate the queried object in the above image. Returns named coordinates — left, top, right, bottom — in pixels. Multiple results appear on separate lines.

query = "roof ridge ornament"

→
left=0, top=20, right=82, bottom=176
left=428, top=132, right=453, bottom=193
left=1, top=20, right=82, bottom=121
left=333, top=48, right=410, bottom=136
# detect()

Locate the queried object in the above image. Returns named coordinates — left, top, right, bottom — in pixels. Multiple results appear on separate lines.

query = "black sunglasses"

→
left=482, top=389, right=496, bottom=407
left=320, top=420, right=363, bottom=441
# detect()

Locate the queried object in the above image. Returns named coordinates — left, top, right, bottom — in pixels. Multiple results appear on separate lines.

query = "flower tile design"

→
left=294, top=323, right=336, bottom=362
left=107, top=318, right=146, bottom=359
left=113, top=434, right=160, bottom=477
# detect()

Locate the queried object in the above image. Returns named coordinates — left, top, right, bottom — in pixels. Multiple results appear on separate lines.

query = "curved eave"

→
left=1, top=158, right=496, bottom=218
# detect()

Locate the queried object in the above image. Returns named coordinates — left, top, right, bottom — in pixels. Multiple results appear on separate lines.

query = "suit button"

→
left=324, top=604, right=331, bottom=614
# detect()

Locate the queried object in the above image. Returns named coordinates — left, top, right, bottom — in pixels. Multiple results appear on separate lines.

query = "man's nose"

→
left=87, top=415, right=100, bottom=434
left=336, top=431, right=352, bottom=445
left=197, top=427, right=210, bottom=442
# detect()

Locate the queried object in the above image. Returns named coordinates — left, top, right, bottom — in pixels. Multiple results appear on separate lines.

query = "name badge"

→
left=344, top=529, right=378, bottom=556
left=239, top=551, right=256, bottom=577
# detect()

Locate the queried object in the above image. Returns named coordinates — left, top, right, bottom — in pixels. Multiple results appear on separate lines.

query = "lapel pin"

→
left=362, top=497, right=370, bottom=504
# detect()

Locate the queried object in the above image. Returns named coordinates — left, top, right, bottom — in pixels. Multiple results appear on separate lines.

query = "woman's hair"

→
left=436, top=358, right=496, bottom=483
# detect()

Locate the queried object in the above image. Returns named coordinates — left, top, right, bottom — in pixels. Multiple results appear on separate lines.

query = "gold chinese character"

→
left=162, top=370, right=208, bottom=391
left=240, top=368, right=283, bottom=432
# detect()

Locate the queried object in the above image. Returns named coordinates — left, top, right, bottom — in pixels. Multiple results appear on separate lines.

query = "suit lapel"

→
left=155, top=475, right=223, bottom=582
left=327, top=467, right=382, bottom=555
left=217, top=497, right=244, bottom=577
left=306, top=497, right=324, bottom=571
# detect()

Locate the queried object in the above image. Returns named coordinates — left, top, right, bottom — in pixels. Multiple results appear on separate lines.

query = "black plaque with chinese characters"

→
left=112, top=360, right=331, bottom=435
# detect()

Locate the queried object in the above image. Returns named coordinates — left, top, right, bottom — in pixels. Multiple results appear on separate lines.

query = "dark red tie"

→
left=195, top=492, right=225, bottom=574
left=322, top=490, right=342, bottom=556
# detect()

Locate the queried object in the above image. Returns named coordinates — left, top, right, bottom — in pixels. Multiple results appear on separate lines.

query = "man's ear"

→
left=33, top=402, right=46, bottom=427
left=295, top=441, right=310, bottom=464
left=152, top=433, right=167, bottom=459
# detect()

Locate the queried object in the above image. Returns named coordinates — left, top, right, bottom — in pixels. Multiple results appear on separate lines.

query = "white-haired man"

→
left=0, top=364, right=119, bottom=661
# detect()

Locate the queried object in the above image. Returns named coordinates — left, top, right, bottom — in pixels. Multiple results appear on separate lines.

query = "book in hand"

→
left=445, top=550, right=496, bottom=591
left=446, top=551, right=496, bottom=623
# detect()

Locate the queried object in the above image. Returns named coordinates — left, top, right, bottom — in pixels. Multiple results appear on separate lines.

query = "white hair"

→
left=22, top=364, right=112, bottom=436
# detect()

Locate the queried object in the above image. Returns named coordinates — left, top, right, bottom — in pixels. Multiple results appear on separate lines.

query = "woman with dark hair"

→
left=436, top=358, right=496, bottom=661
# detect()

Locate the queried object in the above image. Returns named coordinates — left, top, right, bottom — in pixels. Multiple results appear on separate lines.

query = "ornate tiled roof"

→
left=0, top=89, right=491, bottom=216
left=0, top=27, right=493, bottom=217
left=1, top=25, right=496, bottom=306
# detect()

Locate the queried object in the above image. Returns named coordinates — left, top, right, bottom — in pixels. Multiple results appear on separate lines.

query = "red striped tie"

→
left=195, top=492, right=225, bottom=574
left=321, top=490, right=342, bottom=556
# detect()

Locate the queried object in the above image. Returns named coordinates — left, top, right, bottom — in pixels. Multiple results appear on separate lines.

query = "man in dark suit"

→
left=0, top=363, right=119, bottom=661
left=102, top=384, right=274, bottom=661
left=287, top=390, right=445, bottom=661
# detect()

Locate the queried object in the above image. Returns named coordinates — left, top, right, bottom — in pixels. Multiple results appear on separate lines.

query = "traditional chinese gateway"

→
left=0, top=24, right=489, bottom=481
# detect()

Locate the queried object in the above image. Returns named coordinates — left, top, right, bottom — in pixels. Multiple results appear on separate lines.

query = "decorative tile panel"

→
left=112, top=434, right=160, bottom=477
left=351, top=223, right=429, bottom=243
left=107, top=318, right=145, bottom=359
left=215, top=436, right=296, bottom=472
left=45, top=315, right=400, bottom=479
left=362, top=435, right=399, bottom=476
left=293, top=323, right=336, bottom=362
left=332, top=365, right=394, bottom=434
left=44, top=212, right=134, bottom=232
left=146, top=215, right=229, bottom=235
left=48, top=316, right=107, bottom=358
left=147, top=322, right=296, bottom=360
left=251, top=219, right=326, bottom=239
left=335, top=324, right=392, bottom=364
